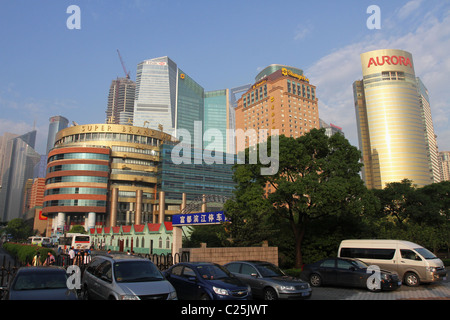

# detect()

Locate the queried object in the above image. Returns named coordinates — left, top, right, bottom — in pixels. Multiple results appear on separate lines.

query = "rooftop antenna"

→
left=117, top=49, right=130, bottom=79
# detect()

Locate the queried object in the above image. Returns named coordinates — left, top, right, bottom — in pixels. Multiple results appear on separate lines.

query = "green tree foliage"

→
left=68, top=225, right=87, bottom=234
left=226, top=129, right=368, bottom=268
left=4, top=218, right=33, bottom=241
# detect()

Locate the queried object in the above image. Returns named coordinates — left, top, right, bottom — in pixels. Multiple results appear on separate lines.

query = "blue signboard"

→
left=172, top=211, right=228, bottom=226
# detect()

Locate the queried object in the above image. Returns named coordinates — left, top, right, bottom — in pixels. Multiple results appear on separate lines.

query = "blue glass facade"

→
left=158, top=144, right=236, bottom=204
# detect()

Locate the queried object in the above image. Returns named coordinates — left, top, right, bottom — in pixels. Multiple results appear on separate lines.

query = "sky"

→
left=0, top=0, right=449, bottom=155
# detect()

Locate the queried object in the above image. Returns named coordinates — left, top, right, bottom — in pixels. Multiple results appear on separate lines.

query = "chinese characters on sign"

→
left=172, top=211, right=228, bottom=226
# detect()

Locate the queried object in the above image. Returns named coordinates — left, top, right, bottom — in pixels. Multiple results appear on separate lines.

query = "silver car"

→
left=224, top=260, right=311, bottom=300
left=81, top=254, right=177, bottom=300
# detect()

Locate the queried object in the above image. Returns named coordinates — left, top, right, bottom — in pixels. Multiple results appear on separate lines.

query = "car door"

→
left=166, top=265, right=186, bottom=299
left=181, top=266, right=204, bottom=299
left=83, top=258, right=103, bottom=299
left=336, top=259, right=361, bottom=287
left=238, top=263, right=265, bottom=298
left=317, top=259, right=337, bottom=285
left=95, top=260, right=113, bottom=299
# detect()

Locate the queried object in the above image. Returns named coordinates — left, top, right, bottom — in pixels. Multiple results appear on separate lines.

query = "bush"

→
left=2, top=243, right=55, bottom=265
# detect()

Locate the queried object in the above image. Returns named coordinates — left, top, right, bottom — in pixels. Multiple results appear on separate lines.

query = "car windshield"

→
left=114, top=261, right=164, bottom=283
left=414, top=248, right=438, bottom=260
left=196, top=264, right=231, bottom=280
left=13, top=271, right=67, bottom=290
left=255, top=263, right=285, bottom=277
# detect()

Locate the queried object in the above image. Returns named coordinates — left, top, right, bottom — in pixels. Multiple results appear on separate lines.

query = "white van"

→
left=338, top=239, right=447, bottom=286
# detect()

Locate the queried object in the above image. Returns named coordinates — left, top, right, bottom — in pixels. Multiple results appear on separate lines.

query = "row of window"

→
left=46, top=176, right=108, bottom=184
left=44, top=200, right=107, bottom=207
left=49, top=152, right=109, bottom=162
left=287, top=80, right=315, bottom=100
left=243, top=84, right=268, bottom=108
left=45, top=187, right=107, bottom=196
left=111, top=145, right=159, bottom=157
left=47, top=164, right=110, bottom=173
left=56, top=133, right=162, bottom=147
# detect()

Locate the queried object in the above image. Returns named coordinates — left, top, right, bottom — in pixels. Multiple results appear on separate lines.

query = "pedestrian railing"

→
left=0, top=250, right=190, bottom=289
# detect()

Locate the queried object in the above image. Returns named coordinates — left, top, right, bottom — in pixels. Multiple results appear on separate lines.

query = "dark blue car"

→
left=164, top=262, right=251, bottom=300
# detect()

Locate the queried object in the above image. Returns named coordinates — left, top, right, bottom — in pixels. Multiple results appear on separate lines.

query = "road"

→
left=309, top=269, right=450, bottom=300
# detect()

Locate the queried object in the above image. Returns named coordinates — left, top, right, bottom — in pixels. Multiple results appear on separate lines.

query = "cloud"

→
left=307, top=5, right=450, bottom=152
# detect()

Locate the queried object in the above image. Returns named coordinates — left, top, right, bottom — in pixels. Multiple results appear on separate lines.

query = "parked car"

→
left=81, top=253, right=177, bottom=300
left=1, top=266, right=78, bottom=300
left=164, top=262, right=251, bottom=300
left=301, top=257, right=402, bottom=291
left=224, top=260, right=311, bottom=300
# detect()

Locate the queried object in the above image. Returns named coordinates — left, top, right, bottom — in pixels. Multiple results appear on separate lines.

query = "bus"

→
left=58, top=233, right=91, bottom=252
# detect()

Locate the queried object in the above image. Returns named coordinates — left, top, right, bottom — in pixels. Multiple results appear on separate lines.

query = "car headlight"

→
left=213, top=286, right=229, bottom=296
left=120, top=294, right=140, bottom=300
left=426, top=267, right=437, bottom=272
left=168, top=290, right=177, bottom=300
left=381, top=273, right=390, bottom=281
left=279, top=285, right=296, bottom=291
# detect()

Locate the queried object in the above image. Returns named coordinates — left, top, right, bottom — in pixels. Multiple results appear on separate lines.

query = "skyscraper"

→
left=439, top=151, right=450, bottom=181
left=106, top=77, right=136, bottom=125
left=353, top=49, right=434, bottom=189
left=46, top=116, right=69, bottom=155
left=235, top=64, right=320, bottom=152
left=416, top=78, right=441, bottom=183
left=133, top=56, right=204, bottom=140
left=0, top=130, right=41, bottom=221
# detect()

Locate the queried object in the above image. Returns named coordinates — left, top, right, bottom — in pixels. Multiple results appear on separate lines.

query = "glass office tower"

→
left=133, top=56, right=204, bottom=140
left=354, top=49, right=433, bottom=189
left=46, top=116, right=69, bottom=155
left=133, top=57, right=178, bottom=134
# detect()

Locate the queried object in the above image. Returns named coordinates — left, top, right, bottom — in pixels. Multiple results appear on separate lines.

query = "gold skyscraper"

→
left=353, top=49, right=433, bottom=189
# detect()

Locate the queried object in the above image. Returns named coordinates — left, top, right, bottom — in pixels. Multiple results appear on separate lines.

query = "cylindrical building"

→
left=43, top=124, right=173, bottom=235
left=354, top=49, right=433, bottom=189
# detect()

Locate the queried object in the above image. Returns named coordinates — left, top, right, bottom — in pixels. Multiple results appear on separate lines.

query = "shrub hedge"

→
left=2, top=242, right=55, bottom=265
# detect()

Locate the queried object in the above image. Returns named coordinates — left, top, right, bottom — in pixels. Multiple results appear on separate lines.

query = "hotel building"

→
left=235, top=64, right=320, bottom=152
left=353, top=49, right=434, bottom=189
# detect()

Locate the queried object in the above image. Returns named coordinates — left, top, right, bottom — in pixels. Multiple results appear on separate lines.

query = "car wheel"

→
left=263, top=287, right=278, bottom=300
left=200, top=293, right=211, bottom=300
left=404, top=272, right=420, bottom=287
left=309, top=273, right=322, bottom=287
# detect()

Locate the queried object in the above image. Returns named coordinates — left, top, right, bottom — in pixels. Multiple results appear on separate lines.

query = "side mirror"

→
left=250, top=273, right=258, bottom=278
left=188, top=276, right=197, bottom=282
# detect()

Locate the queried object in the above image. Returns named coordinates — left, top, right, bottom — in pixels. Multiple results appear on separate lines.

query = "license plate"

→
left=398, top=281, right=402, bottom=286
left=302, top=292, right=310, bottom=296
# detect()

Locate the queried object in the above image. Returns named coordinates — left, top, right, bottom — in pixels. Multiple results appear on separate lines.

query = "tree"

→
left=4, top=218, right=33, bottom=241
left=226, top=129, right=367, bottom=268
left=372, top=179, right=417, bottom=226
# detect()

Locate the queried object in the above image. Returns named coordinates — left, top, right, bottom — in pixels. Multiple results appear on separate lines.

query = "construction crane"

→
left=117, top=49, right=130, bottom=79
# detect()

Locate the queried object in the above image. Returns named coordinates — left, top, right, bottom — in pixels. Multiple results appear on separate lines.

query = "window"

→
left=225, top=263, right=241, bottom=273
left=183, top=267, right=196, bottom=278
left=320, top=259, right=335, bottom=268
left=97, top=261, right=112, bottom=282
left=241, top=264, right=258, bottom=276
left=337, top=260, right=353, bottom=270
left=401, top=249, right=422, bottom=261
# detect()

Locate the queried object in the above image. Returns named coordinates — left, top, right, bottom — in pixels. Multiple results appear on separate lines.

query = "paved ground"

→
left=309, top=269, right=450, bottom=300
